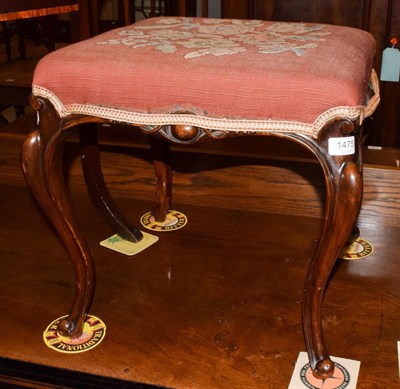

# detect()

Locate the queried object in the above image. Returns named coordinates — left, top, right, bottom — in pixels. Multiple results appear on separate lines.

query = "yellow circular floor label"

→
left=43, top=315, right=106, bottom=353
left=340, top=237, right=374, bottom=260
left=140, top=210, right=187, bottom=232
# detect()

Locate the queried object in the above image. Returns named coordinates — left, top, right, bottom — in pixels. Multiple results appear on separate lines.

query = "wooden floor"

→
left=0, top=115, right=399, bottom=388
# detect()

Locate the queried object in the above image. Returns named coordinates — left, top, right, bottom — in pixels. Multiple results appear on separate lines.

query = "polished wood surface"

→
left=0, top=1, right=78, bottom=21
left=1, top=124, right=400, bottom=387
left=0, top=0, right=77, bottom=13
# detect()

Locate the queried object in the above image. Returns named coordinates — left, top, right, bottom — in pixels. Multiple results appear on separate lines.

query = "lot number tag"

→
left=328, top=136, right=355, bottom=156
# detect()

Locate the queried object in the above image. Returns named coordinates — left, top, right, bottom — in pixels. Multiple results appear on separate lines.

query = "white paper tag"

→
left=288, top=352, right=360, bottom=389
left=380, top=47, right=400, bottom=82
left=328, top=136, right=355, bottom=156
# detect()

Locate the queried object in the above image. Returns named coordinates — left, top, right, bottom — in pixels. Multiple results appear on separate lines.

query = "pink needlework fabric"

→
left=32, top=17, right=378, bottom=137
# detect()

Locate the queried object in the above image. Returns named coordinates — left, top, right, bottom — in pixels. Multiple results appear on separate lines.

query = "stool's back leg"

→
left=149, top=136, right=172, bottom=222
left=294, top=119, right=363, bottom=379
left=79, top=124, right=143, bottom=243
left=21, top=97, right=94, bottom=338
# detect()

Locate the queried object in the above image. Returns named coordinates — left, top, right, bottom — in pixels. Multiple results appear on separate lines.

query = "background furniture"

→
left=0, top=1, right=94, bottom=122
left=0, top=0, right=80, bottom=59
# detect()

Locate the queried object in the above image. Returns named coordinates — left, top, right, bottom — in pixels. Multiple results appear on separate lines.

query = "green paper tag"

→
left=100, top=231, right=158, bottom=256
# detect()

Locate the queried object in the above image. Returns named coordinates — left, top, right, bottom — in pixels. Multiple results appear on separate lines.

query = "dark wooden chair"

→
left=178, top=0, right=207, bottom=17
left=0, top=1, right=80, bottom=60
left=0, top=1, right=96, bottom=122
left=21, top=1, right=379, bottom=381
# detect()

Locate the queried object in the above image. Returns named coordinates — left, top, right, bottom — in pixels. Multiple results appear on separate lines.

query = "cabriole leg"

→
left=79, top=124, right=143, bottom=242
left=299, top=120, right=363, bottom=379
left=21, top=97, right=95, bottom=338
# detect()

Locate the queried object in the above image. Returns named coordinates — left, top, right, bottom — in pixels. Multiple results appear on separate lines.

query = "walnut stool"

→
left=21, top=17, right=379, bottom=379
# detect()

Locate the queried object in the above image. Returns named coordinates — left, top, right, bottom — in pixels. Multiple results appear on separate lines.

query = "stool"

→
left=21, top=16, right=379, bottom=380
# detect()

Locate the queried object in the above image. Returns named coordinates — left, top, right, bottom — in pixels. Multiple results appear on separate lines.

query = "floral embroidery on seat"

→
left=97, top=17, right=331, bottom=58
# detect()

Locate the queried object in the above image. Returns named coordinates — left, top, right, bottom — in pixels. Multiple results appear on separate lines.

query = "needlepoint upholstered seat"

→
left=22, top=16, right=379, bottom=381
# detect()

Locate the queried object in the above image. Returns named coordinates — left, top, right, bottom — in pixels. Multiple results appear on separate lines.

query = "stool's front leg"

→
left=300, top=120, right=363, bottom=379
left=79, top=124, right=143, bottom=242
left=21, top=97, right=94, bottom=338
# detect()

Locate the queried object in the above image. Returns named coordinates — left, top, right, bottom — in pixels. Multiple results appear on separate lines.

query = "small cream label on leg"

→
left=100, top=231, right=158, bottom=256
left=288, top=352, right=360, bottom=389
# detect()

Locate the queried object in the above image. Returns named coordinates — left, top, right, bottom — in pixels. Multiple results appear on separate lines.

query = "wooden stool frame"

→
left=20, top=82, right=378, bottom=379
